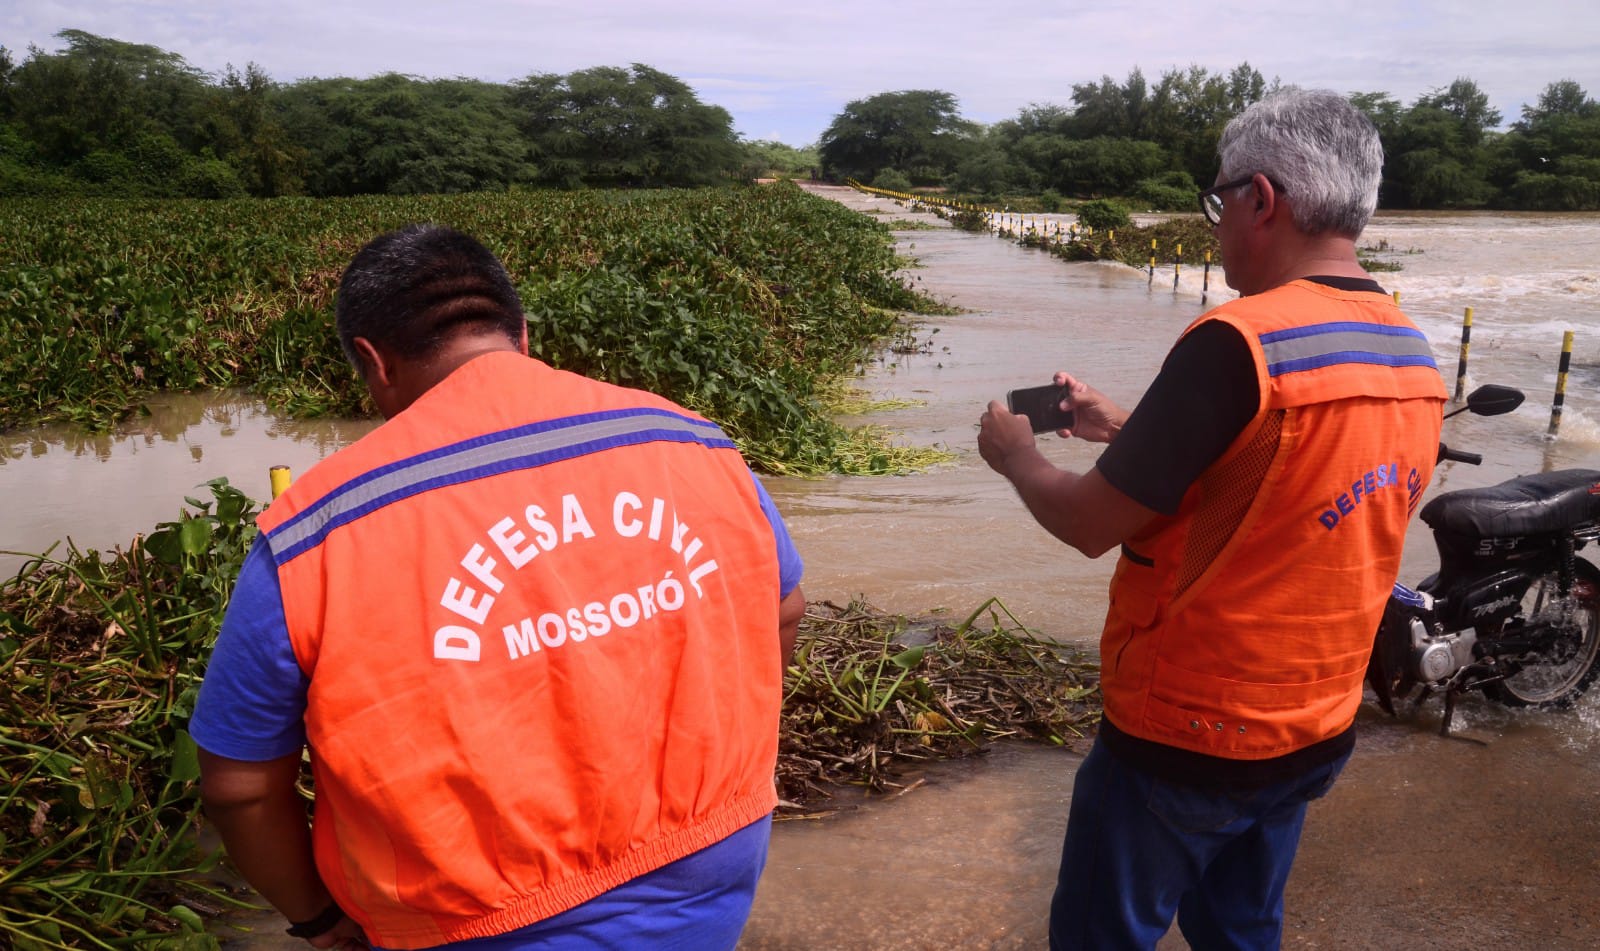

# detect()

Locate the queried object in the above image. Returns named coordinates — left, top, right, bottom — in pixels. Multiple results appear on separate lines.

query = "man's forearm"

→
left=778, top=585, right=806, bottom=666
left=1004, top=452, right=1100, bottom=555
left=199, top=753, right=336, bottom=923
left=1004, top=454, right=1155, bottom=559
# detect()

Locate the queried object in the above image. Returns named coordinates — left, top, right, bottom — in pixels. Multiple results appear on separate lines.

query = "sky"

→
left=7, top=1, right=1600, bottom=146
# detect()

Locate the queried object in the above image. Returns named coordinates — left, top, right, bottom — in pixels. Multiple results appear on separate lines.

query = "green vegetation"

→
left=0, top=31, right=765, bottom=197
left=1074, top=199, right=1132, bottom=232
left=0, top=480, right=257, bottom=950
left=871, top=167, right=914, bottom=193
left=743, top=139, right=821, bottom=180
left=9, top=29, right=1596, bottom=210
left=1356, top=238, right=1418, bottom=273
left=0, top=484, right=1100, bottom=945
left=0, top=184, right=949, bottom=475
left=816, top=67, right=1600, bottom=212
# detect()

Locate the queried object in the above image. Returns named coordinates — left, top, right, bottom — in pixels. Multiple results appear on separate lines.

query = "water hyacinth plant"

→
left=0, top=184, right=952, bottom=475
left=1, top=480, right=260, bottom=950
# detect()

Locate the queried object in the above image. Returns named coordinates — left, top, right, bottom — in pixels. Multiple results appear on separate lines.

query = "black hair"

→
left=334, top=224, right=525, bottom=368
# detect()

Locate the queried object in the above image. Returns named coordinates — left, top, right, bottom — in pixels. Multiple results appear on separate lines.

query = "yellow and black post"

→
left=1454, top=307, right=1472, bottom=402
left=1549, top=331, right=1575, bottom=436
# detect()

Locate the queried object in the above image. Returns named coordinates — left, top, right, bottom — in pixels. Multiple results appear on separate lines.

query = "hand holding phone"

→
left=1006, top=384, right=1076, bottom=434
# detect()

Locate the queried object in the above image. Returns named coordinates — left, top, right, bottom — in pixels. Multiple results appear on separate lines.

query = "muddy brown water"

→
left=6, top=185, right=1600, bottom=948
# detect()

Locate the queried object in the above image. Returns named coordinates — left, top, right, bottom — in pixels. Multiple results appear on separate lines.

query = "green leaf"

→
left=24, top=920, right=63, bottom=945
left=178, top=517, right=213, bottom=556
left=142, top=527, right=184, bottom=566
left=41, top=750, right=77, bottom=778
left=80, top=755, right=122, bottom=808
left=168, top=731, right=201, bottom=784
left=889, top=645, right=925, bottom=670
left=168, top=904, right=206, bottom=933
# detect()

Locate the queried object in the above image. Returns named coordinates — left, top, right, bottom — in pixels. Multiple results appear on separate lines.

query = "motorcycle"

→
left=1367, top=384, right=1600, bottom=735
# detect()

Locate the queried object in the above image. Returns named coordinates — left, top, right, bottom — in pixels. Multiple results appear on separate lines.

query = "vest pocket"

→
left=1106, top=553, right=1161, bottom=630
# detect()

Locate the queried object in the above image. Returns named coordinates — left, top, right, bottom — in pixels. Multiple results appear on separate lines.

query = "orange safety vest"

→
left=1101, top=280, right=1448, bottom=760
left=254, top=352, right=783, bottom=949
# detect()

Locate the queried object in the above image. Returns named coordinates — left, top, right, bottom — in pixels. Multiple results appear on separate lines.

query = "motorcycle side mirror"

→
left=1466, top=384, right=1525, bottom=417
left=1443, top=384, right=1525, bottom=420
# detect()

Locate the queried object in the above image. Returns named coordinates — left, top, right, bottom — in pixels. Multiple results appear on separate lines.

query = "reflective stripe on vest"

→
left=265, top=408, right=736, bottom=564
left=1260, top=320, right=1439, bottom=376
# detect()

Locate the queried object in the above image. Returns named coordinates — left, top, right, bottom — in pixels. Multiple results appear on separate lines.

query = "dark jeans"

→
left=1049, top=736, right=1349, bottom=951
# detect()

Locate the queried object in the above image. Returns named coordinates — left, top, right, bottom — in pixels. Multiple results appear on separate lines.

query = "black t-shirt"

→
left=1090, top=276, right=1386, bottom=787
left=1095, top=320, right=1259, bottom=515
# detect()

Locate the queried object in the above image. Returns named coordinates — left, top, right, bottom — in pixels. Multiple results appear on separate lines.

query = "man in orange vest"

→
left=978, top=89, right=1447, bottom=950
left=191, top=225, right=805, bottom=950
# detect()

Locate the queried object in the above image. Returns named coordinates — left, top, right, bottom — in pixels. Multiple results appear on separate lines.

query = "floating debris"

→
left=778, top=597, right=1100, bottom=815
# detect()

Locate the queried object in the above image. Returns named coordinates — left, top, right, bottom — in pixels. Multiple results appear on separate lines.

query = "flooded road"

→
left=744, top=186, right=1600, bottom=950
left=7, top=185, right=1600, bottom=948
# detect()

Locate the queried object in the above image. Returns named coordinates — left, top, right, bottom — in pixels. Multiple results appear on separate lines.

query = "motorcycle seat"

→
left=1421, top=468, right=1600, bottom=539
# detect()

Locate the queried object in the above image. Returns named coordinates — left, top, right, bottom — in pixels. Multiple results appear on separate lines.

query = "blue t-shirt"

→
left=189, top=473, right=800, bottom=948
left=397, top=816, right=771, bottom=951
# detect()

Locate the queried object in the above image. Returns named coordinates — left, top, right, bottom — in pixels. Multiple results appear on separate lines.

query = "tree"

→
left=0, top=45, right=14, bottom=103
left=1067, top=69, right=1150, bottom=140
left=1140, top=63, right=1270, bottom=184
left=4, top=30, right=210, bottom=162
left=818, top=90, right=978, bottom=184
left=1521, top=79, right=1593, bottom=122
left=199, top=63, right=304, bottom=195
left=1383, top=78, right=1502, bottom=208
left=1501, top=80, right=1600, bottom=209
left=1053, top=137, right=1166, bottom=195
left=950, top=126, right=1037, bottom=195
left=512, top=64, right=743, bottom=188
left=1415, top=78, right=1501, bottom=148
left=279, top=73, right=535, bottom=195
left=1349, top=92, right=1403, bottom=134
left=741, top=139, right=820, bottom=179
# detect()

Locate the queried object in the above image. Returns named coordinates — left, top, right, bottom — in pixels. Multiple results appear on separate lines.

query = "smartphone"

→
left=1006, top=384, right=1076, bottom=434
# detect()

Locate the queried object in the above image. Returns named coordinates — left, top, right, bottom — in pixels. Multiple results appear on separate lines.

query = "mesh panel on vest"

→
left=1174, top=410, right=1284, bottom=597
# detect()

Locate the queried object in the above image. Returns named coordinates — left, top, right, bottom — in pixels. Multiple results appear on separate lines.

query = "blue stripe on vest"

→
left=1258, top=321, right=1427, bottom=344
left=1258, top=321, right=1439, bottom=379
left=266, top=408, right=735, bottom=566
left=1267, top=351, right=1441, bottom=376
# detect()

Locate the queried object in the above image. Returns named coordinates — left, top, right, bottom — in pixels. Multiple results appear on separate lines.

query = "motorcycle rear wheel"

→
left=1486, top=559, right=1600, bottom=708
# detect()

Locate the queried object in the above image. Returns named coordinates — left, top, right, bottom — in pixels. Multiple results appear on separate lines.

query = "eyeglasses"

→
left=1198, top=175, right=1285, bottom=226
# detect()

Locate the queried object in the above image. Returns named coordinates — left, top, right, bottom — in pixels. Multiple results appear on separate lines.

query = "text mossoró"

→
left=430, top=491, right=720, bottom=662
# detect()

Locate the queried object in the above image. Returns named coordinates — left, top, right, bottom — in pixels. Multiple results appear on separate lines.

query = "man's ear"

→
left=352, top=337, right=394, bottom=388
left=1251, top=173, right=1282, bottom=225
